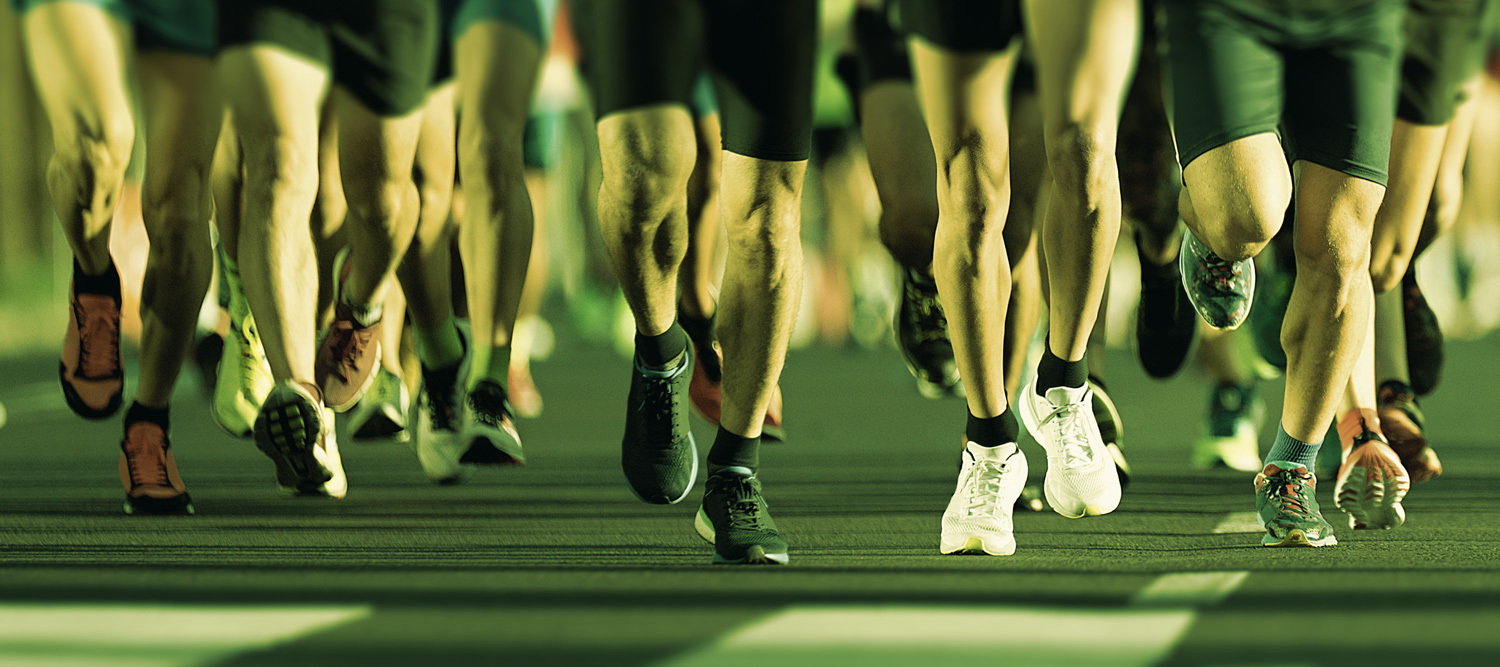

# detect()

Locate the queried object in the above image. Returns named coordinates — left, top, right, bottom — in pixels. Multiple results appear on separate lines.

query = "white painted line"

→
left=0, top=604, right=369, bottom=667
left=1132, top=571, right=1249, bottom=607
left=660, top=605, right=1195, bottom=667
left=1213, top=511, right=1262, bottom=534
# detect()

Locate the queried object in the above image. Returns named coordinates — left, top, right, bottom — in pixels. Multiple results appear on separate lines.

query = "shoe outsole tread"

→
left=254, top=393, right=332, bottom=495
left=940, top=535, right=1016, bottom=556
left=1335, top=466, right=1409, bottom=530
left=1261, top=528, right=1337, bottom=548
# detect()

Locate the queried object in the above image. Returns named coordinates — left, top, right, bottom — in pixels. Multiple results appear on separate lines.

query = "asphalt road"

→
left=2, top=329, right=1498, bottom=666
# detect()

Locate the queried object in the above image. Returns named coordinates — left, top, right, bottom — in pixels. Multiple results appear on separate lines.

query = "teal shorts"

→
left=12, top=0, right=215, bottom=56
left=434, top=0, right=557, bottom=83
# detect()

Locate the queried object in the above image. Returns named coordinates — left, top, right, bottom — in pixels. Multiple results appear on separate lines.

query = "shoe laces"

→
left=1263, top=470, right=1320, bottom=524
left=905, top=277, right=949, bottom=344
left=123, top=426, right=170, bottom=489
left=1197, top=251, right=1242, bottom=292
left=76, top=298, right=121, bottom=379
left=328, top=323, right=370, bottom=377
left=961, top=460, right=1010, bottom=518
left=639, top=369, right=683, bottom=444
left=425, top=381, right=461, bottom=431
left=717, top=475, right=769, bottom=531
left=468, top=383, right=513, bottom=429
left=1041, top=402, right=1095, bottom=467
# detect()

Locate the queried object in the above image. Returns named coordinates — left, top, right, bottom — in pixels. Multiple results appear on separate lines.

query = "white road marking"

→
left=1213, top=511, right=1263, bottom=534
left=0, top=604, right=369, bottom=667
left=1132, top=571, right=1249, bottom=607
left=660, top=605, right=1195, bottom=667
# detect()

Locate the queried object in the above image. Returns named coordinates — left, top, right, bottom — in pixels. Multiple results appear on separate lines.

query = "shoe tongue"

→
left=1043, top=384, right=1089, bottom=407
left=966, top=441, right=1016, bottom=461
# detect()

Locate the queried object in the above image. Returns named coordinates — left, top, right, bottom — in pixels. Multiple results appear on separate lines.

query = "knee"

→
left=1295, top=234, right=1369, bottom=293
left=243, top=137, right=319, bottom=207
left=600, top=141, right=694, bottom=222
left=345, top=177, right=410, bottom=235
left=54, top=115, right=134, bottom=190
left=459, top=122, right=524, bottom=196
left=1369, top=252, right=1408, bottom=294
left=1043, top=122, right=1116, bottom=197
left=1192, top=196, right=1282, bottom=261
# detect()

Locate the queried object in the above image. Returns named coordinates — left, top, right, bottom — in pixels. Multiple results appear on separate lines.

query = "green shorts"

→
left=12, top=0, right=215, bottom=56
left=1400, top=0, right=1491, bottom=125
left=218, top=0, right=438, bottom=117
left=1164, top=0, right=1403, bottom=185
left=899, top=0, right=1022, bottom=52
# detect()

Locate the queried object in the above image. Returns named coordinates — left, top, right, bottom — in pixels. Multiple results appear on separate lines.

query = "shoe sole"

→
left=695, top=510, right=789, bottom=565
left=123, top=496, right=195, bottom=516
left=254, top=391, right=333, bottom=495
left=915, top=376, right=964, bottom=400
left=1336, top=465, right=1409, bottom=530
left=59, top=361, right=121, bottom=420
left=352, top=410, right=406, bottom=441
left=1261, top=528, right=1337, bottom=547
left=459, top=432, right=526, bottom=466
left=940, top=535, right=1016, bottom=556
left=1180, top=236, right=1255, bottom=330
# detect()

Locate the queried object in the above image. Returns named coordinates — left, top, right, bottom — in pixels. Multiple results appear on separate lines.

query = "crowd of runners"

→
left=8, top=0, right=1500, bottom=564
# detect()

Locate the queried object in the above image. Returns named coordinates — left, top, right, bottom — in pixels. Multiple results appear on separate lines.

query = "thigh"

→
left=1283, top=0, right=1402, bottom=186
left=455, top=18, right=544, bottom=139
left=137, top=51, right=223, bottom=220
left=218, top=44, right=328, bottom=178
left=703, top=0, right=817, bottom=161
left=21, top=1, right=134, bottom=146
left=572, top=0, right=701, bottom=119
left=1161, top=0, right=1282, bottom=171
left=909, top=40, right=1018, bottom=159
left=1023, top=0, right=1138, bottom=130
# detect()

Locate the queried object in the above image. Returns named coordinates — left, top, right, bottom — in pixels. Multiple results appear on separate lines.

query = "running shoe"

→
left=1403, top=269, right=1444, bottom=396
left=1180, top=232, right=1254, bottom=330
left=458, top=380, right=526, bottom=466
left=1378, top=380, right=1442, bottom=483
left=119, top=420, right=193, bottom=515
left=253, top=381, right=346, bottom=498
left=621, top=349, right=698, bottom=504
left=1135, top=236, right=1197, bottom=378
left=508, top=365, right=543, bottom=419
left=213, top=248, right=273, bottom=437
left=1089, top=377, right=1132, bottom=488
left=192, top=330, right=223, bottom=397
left=1334, top=410, right=1409, bottom=530
left=694, top=467, right=789, bottom=565
left=316, top=252, right=381, bottom=412
left=1018, top=381, right=1122, bottom=518
left=683, top=313, right=787, bottom=443
left=348, top=367, right=409, bottom=442
left=1192, top=383, right=1264, bottom=472
left=941, top=442, right=1027, bottom=555
left=413, top=365, right=470, bottom=485
left=1254, top=463, right=1336, bottom=547
left=896, top=269, right=963, bottom=399
left=1249, top=262, right=1294, bottom=370
left=61, top=272, right=124, bottom=419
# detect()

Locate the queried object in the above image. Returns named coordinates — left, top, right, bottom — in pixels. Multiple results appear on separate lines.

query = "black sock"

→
left=422, top=359, right=462, bottom=394
left=708, top=426, right=760, bottom=473
left=636, top=323, right=688, bottom=369
left=124, top=401, right=170, bottom=432
left=74, top=258, right=120, bottom=296
left=678, top=310, right=714, bottom=346
left=1035, top=345, right=1088, bottom=395
left=966, top=410, right=1020, bottom=448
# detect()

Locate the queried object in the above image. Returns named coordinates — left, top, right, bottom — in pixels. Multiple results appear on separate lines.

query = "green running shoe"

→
left=694, top=467, right=789, bottom=565
left=1180, top=232, right=1255, bottom=330
left=1255, top=463, right=1337, bottom=547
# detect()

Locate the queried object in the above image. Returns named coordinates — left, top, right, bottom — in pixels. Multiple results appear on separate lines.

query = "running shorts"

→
left=853, top=1, right=912, bottom=89
left=573, top=0, right=816, bottom=161
left=1399, top=0, right=1490, bottom=125
left=218, top=0, right=438, bottom=117
left=13, top=0, right=215, bottom=56
left=901, top=0, right=1023, bottom=52
left=1163, top=0, right=1403, bottom=185
left=433, top=0, right=558, bottom=84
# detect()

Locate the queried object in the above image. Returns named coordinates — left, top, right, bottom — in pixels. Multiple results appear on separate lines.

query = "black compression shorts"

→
left=573, top=0, right=816, bottom=161
left=218, top=0, right=438, bottom=117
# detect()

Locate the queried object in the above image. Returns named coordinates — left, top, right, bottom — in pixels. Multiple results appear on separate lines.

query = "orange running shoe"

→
left=316, top=254, right=381, bottom=412
left=61, top=275, right=125, bottom=419
left=1378, top=380, right=1442, bottom=483
left=1333, top=408, right=1409, bottom=530
left=119, top=421, right=193, bottom=515
left=685, top=331, right=787, bottom=443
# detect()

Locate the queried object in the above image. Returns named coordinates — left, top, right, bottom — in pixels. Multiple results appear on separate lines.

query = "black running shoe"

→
left=459, top=380, right=525, bottom=465
left=896, top=269, right=962, bottom=399
left=694, top=467, right=789, bottom=565
left=621, top=348, right=698, bottom=504
left=1135, top=236, right=1197, bottom=378
left=1402, top=269, right=1444, bottom=396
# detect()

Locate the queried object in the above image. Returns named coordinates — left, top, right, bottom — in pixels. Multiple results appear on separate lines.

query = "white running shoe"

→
left=941, top=441, right=1027, bottom=555
left=1018, top=381, right=1122, bottom=518
left=213, top=256, right=273, bottom=438
left=349, top=368, right=410, bottom=442
left=413, top=376, right=472, bottom=485
left=253, top=381, right=346, bottom=499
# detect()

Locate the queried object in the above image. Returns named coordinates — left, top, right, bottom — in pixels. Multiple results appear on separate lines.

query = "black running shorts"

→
left=573, top=0, right=816, bottom=161
left=218, top=0, right=438, bottom=117
left=900, top=0, right=1023, bottom=52
left=852, top=1, right=912, bottom=89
